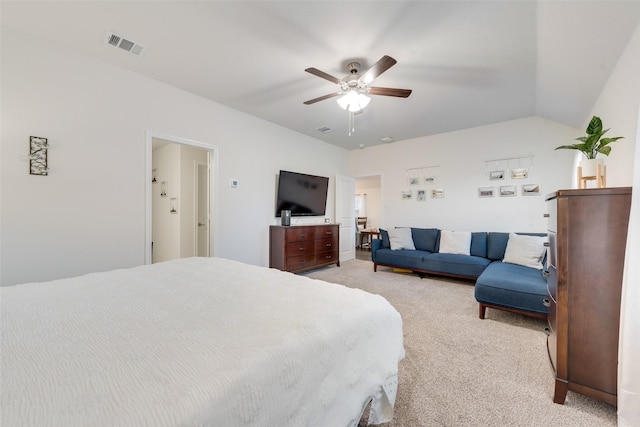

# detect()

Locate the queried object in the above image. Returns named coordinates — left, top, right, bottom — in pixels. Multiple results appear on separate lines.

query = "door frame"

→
left=145, top=130, right=219, bottom=264
left=194, top=160, right=210, bottom=257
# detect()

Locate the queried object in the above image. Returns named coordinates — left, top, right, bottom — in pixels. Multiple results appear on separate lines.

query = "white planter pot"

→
left=579, top=158, right=604, bottom=178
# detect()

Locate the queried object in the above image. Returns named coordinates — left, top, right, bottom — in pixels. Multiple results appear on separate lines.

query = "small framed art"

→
left=478, top=187, right=494, bottom=198
left=511, top=168, right=528, bottom=179
left=489, top=170, right=505, bottom=181
left=499, top=185, right=517, bottom=197
left=431, top=189, right=444, bottom=198
left=522, top=184, right=541, bottom=196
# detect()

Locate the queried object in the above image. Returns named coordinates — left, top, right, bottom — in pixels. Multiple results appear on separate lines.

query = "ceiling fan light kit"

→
left=304, top=55, right=412, bottom=136
left=336, top=90, right=370, bottom=112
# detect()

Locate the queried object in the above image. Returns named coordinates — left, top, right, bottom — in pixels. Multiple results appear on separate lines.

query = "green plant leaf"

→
left=597, top=146, right=612, bottom=156
left=586, top=116, right=602, bottom=135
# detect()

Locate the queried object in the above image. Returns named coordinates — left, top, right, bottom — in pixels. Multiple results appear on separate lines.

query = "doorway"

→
left=355, top=174, right=382, bottom=259
left=145, top=131, right=217, bottom=264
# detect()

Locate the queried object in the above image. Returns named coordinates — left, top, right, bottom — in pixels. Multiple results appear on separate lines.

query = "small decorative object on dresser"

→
left=545, top=187, right=631, bottom=406
left=269, top=224, right=340, bottom=273
left=554, top=115, right=624, bottom=189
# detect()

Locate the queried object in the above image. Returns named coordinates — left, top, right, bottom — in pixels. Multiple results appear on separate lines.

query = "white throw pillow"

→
left=503, top=233, right=547, bottom=270
left=388, top=228, right=415, bottom=250
left=439, top=230, right=471, bottom=255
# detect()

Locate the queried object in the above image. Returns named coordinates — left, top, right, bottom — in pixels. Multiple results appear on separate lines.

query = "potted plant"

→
left=555, top=115, right=624, bottom=177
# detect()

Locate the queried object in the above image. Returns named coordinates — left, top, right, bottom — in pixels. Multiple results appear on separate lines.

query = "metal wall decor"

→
left=29, top=136, right=49, bottom=176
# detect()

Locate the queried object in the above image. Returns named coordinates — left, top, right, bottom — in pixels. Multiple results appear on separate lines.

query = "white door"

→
left=195, top=161, right=209, bottom=256
left=335, top=174, right=356, bottom=262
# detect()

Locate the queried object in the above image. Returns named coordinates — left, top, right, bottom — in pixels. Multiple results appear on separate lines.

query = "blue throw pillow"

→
left=411, top=228, right=439, bottom=252
left=379, top=229, right=390, bottom=248
left=487, top=232, right=510, bottom=260
left=470, top=232, right=488, bottom=258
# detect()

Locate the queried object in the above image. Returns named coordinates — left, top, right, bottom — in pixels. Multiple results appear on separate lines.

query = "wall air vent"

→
left=105, top=31, right=145, bottom=56
left=316, top=126, right=333, bottom=134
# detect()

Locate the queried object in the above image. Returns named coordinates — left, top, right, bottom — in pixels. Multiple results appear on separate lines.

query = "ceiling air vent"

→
left=105, top=31, right=145, bottom=56
left=316, top=126, right=333, bottom=134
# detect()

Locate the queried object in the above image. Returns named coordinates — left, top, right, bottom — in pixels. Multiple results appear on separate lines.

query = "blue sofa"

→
left=371, top=228, right=548, bottom=320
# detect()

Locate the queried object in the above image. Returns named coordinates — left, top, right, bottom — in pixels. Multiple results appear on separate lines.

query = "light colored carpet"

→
left=305, top=259, right=617, bottom=427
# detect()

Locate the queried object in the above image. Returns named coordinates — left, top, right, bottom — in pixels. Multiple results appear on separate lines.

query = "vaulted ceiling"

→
left=2, top=1, right=639, bottom=150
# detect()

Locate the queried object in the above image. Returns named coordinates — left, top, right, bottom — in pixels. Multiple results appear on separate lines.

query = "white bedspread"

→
left=1, top=257, right=404, bottom=426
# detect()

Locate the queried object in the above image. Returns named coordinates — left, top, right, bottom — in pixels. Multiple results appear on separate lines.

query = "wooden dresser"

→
left=545, top=187, right=631, bottom=406
left=269, top=224, right=340, bottom=273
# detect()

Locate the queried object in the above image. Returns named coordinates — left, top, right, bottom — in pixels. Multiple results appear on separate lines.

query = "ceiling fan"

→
left=303, top=55, right=412, bottom=111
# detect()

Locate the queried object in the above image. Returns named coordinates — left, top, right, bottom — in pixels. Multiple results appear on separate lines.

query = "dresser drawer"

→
left=285, top=227, right=315, bottom=243
left=546, top=199, right=557, bottom=233
left=314, top=237, right=337, bottom=253
left=285, top=254, right=316, bottom=271
left=315, top=250, right=338, bottom=264
left=286, top=241, right=314, bottom=255
left=547, top=231, right=557, bottom=269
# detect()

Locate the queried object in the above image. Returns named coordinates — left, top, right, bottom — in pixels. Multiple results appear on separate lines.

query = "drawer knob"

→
left=299, top=247, right=306, bottom=251
left=542, top=298, right=550, bottom=307
left=298, top=260, right=306, bottom=264
left=543, top=242, right=550, bottom=247
left=543, top=270, right=550, bottom=277
left=543, top=213, right=550, bottom=218
left=325, top=243, right=332, bottom=247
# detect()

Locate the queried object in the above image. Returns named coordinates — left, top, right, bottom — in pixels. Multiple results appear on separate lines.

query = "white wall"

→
left=349, top=116, right=578, bottom=232
left=0, top=28, right=348, bottom=285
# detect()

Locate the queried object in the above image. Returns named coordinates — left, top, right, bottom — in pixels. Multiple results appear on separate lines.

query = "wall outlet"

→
left=230, top=179, right=238, bottom=188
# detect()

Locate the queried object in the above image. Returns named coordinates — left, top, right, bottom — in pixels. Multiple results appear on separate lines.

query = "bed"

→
left=1, top=257, right=404, bottom=426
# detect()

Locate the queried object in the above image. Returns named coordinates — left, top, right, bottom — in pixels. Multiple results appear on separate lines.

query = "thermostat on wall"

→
left=230, top=179, right=238, bottom=188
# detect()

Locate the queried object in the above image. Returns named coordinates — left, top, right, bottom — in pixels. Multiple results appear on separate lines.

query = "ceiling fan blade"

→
left=360, top=55, right=397, bottom=84
left=303, top=92, right=341, bottom=105
left=368, top=87, right=412, bottom=98
left=305, top=67, right=342, bottom=85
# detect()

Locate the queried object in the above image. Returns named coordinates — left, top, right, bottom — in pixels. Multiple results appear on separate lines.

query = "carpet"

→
left=305, top=259, right=617, bottom=427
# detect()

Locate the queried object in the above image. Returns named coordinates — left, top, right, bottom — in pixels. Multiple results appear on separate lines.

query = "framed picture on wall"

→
left=160, top=181, right=168, bottom=197
left=401, top=190, right=413, bottom=200
left=489, top=170, right=505, bottom=181
left=522, top=184, right=541, bottom=196
left=417, top=190, right=426, bottom=201
left=511, top=168, right=529, bottom=179
left=170, top=197, right=178, bottom=214
left=478, top=187, right=494, bottom=198
left=499, top=185, right=517, bottom=197
left=431, top=189, right=444, bottom=198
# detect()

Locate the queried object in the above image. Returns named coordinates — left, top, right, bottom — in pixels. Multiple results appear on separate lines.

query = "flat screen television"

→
left=275, top=170, right=329, bottom=217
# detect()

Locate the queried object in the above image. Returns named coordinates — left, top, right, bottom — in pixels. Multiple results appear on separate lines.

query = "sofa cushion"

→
left=374, top=248, right=431, bottom=270
left=475, top=261, right=548, bottom=315
left=439, top=230, right=471, bottom=255
left=389, top=227, right=415, bottom=250
left=470, top=232, right=488, bottom=258
left=379, top=229, right=390, bottom=248
left=503, top=233, right=547, bottom=270
left=422, top=253, right=491, bottom=278
left=487, top=232, right=510, bottom=260
left=411, top=228, right=439, bottom=252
